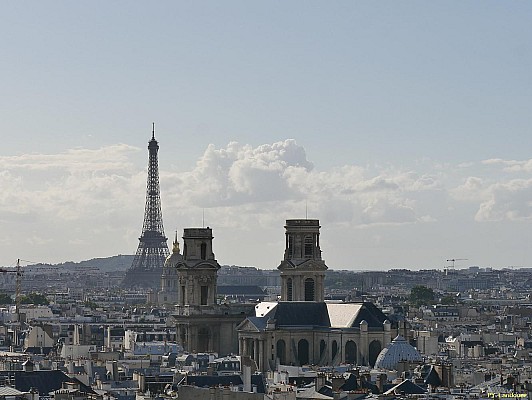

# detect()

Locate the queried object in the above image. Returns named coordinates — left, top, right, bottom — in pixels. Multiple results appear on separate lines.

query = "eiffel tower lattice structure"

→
left=122, top=124, right=169, bottom=288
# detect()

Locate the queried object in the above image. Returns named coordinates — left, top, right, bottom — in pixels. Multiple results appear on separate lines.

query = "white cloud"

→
left=2, top=142, right=530, bottom=267
left=162, top=140, right=442, bottom=230
left=0, top=144, right=139, bottom=172
left=450, top=177, right=487, bottom=202
left=0, top=145, right=143, bottom=229
left=450, top=158, right=532, bottom=222
left=482, top=158, right=532, bottom=173
left=168, top=140, right=313, bottom=207
left=360, top=199, right=417, bottom=225
left=475, top=179, right=532, bottom=221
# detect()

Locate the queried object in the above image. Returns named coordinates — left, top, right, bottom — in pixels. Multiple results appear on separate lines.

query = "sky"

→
left=1, top=2, right=531, bottom=270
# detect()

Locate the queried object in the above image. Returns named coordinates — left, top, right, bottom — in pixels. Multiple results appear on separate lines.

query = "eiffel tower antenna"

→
left=122, top=124, right=169, bottom=288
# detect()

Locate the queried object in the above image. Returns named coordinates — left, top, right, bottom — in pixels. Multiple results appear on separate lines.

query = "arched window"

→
left=200, top=286, right=208, bottom=305
left=304, top=278, right=315, bottom=301
left=345, top=340, right=357, bottom=364
left=298, top=339, right=309, bottom=366
left=331, top=340, right=338, bottom=362
left=181, top=285, right=186, bottom=305
left=304, top=235, right=313, bottom=258
left=276, top=339, right=286, bottom=365
left=369, top=340, right=382, bottom=367
left=287, top=278, right=293, bottom=301
left=200, top=242, right=207, bottom=260
left=319, top=340, right=326, bottom=360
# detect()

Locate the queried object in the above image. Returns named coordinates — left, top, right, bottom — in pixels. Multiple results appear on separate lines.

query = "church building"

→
left=236, top=219, right=402, bottom=372
left=169, top=228, right=254, bottom=355
left=158, top=232, right=180, bottom=305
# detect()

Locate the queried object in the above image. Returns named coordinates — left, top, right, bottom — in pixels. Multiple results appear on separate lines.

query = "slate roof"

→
left=248, top=301, right=388, bottom=331
left=92, top=366, right=108, bottom=380
left=184, top=374, right=266, bottom=393
left=349, top=302, right=389, bottom=328
left=272, top=302, right=331, bottom=327
left=317, top=385, right=333, bottom=397
left=359, top=378, right=380, bottom=394
left=24, top=347, right=54, bottom=355
left=383, top=379, right=426, bottom=395
left=0, top=370, right=94, bottom=395
left=246, top=316, right=268, bottom=331
left=424, top=365, right=442, bottom=387
left=339, top=373, right=359, bottom=391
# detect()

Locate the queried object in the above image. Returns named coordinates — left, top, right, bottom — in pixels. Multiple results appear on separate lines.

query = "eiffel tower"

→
left=122, top=124, right=169, bottom=288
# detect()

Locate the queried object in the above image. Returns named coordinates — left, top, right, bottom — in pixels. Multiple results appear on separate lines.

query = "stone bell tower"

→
left=277, top=219, right=327, bottom=302
left=173, top=226, right=253, bottom=355
left=176, top=227, right=219, bottom=307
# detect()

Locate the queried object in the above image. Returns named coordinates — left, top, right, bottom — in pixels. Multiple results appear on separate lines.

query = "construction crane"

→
left=0, top=259, right=23, bottom=320
left=444, top=258, right=468, bottom=275
left=446, top=258, right=468, bottom=268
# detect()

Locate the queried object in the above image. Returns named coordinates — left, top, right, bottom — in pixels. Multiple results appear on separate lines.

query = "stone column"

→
left=258, top=340, right=264, bottom=372
left=316, top=275, right=323, bottom=302
left=243, top=338, right=249, bottom=357
left=360, top=320, right=368, bottom=365
left=188, top=326, right=195, bottom=353
left=254, top=339, right=259, bottom=364
left=297, top=274, right=303, bottom=301
left=383, top=320, right=391, bottom=348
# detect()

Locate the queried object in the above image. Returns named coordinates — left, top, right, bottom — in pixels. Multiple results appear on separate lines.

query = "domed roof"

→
left=165, top=233, right=183, bottom=266
left=374, top=335, right=422, bottom=370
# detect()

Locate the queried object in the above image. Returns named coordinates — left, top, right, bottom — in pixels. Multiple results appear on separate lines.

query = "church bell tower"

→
left=277, top=219, right=327, bottom=302
left=176, top=227, right=219, bottom=307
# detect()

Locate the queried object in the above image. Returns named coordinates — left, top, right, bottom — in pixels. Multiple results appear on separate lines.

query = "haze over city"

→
left=1, top=2, right=531, bottom=270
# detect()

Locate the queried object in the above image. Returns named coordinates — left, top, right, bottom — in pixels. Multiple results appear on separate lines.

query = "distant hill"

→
left=29, top=255, right=135, bottom=272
